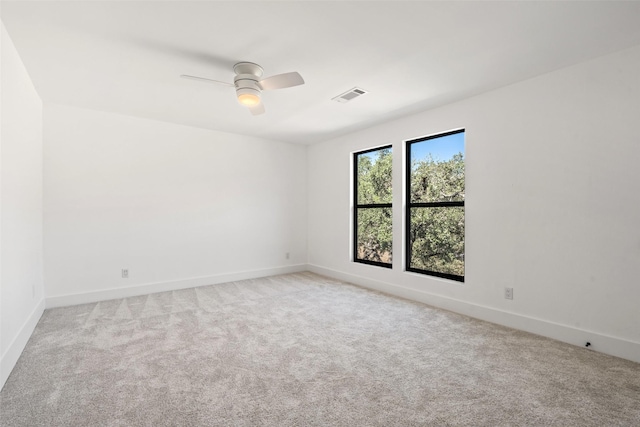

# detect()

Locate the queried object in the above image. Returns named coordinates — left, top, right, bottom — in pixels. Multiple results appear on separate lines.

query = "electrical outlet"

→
left=286, top=252, right=290, bottom=260
left=122, top=269, right=129, bottom=279
left=504, top=287, right=513, bottom=300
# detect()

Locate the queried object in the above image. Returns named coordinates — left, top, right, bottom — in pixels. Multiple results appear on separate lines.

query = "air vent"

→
left=332, top=87, right=368, bottom=103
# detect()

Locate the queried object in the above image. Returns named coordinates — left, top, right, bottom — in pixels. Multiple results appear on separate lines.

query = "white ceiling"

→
left=3, top=1, right=640, bottom=145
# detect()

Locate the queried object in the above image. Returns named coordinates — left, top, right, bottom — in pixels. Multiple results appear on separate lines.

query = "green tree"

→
left=409, top=153, right=464, bottom=276
left=356, top=148, right=392, bottom=263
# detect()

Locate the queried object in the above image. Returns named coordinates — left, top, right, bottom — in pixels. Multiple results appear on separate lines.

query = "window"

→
left=406, top=130, right=465, bottom=281
left=353, top=146, right=392, bottom=268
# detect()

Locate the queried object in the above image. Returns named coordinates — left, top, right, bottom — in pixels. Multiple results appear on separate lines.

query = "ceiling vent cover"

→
left=332, top=87, right=368, bottom=103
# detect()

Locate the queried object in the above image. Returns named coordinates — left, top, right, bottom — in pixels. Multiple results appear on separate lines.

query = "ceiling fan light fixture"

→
left=236, top=88, right=261, bottom=106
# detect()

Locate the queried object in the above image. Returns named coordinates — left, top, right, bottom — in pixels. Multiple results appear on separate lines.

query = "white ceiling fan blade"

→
left=180, top=74, right=234, bottom=87
left=249, top=103, right=266, bottom=115
left=258, top=72, right=304, bottom=91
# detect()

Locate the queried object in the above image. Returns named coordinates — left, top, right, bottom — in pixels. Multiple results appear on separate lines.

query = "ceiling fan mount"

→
left=233, top=61, right=263, bottom=77
left=181, top=61, right=304, bottom=115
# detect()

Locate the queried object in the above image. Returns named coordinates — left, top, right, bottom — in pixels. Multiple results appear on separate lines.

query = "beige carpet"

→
left=1, top=272, right=638, bottom=426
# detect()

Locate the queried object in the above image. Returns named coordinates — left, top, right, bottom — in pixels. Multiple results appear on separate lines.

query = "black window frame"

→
left=405, top=129, right=465, bottom=282
left=353, top=145, right=393, bottom=269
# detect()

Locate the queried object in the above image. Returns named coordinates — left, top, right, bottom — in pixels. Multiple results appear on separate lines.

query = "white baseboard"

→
left=46, top=264, right=308, bottom=309
left=308, top=264, right=640, bottom=364
left=1, top=298, right=45, bottom=391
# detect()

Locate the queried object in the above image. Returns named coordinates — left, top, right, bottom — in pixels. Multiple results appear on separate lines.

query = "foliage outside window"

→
left=354, top=146, right=392, bottom=268
left=406, top=130, right=465, bottom=281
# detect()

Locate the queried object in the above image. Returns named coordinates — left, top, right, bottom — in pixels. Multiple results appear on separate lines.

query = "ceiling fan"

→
left=181, top=62, right=304, bottom=115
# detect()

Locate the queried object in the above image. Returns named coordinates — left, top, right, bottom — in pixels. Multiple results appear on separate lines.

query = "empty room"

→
left=1, top=1, right=639, bottom=426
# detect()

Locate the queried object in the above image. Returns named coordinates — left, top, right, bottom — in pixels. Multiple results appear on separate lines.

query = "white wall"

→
left=308, top=44, right=640, bottom=363
left=43, top=104, right=307, bottom=304
left=0, top=22, right=45, bottom=389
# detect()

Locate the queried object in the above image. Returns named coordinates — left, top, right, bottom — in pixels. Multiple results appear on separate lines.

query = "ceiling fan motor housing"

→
left=234, top=62, right=263, bottom=104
